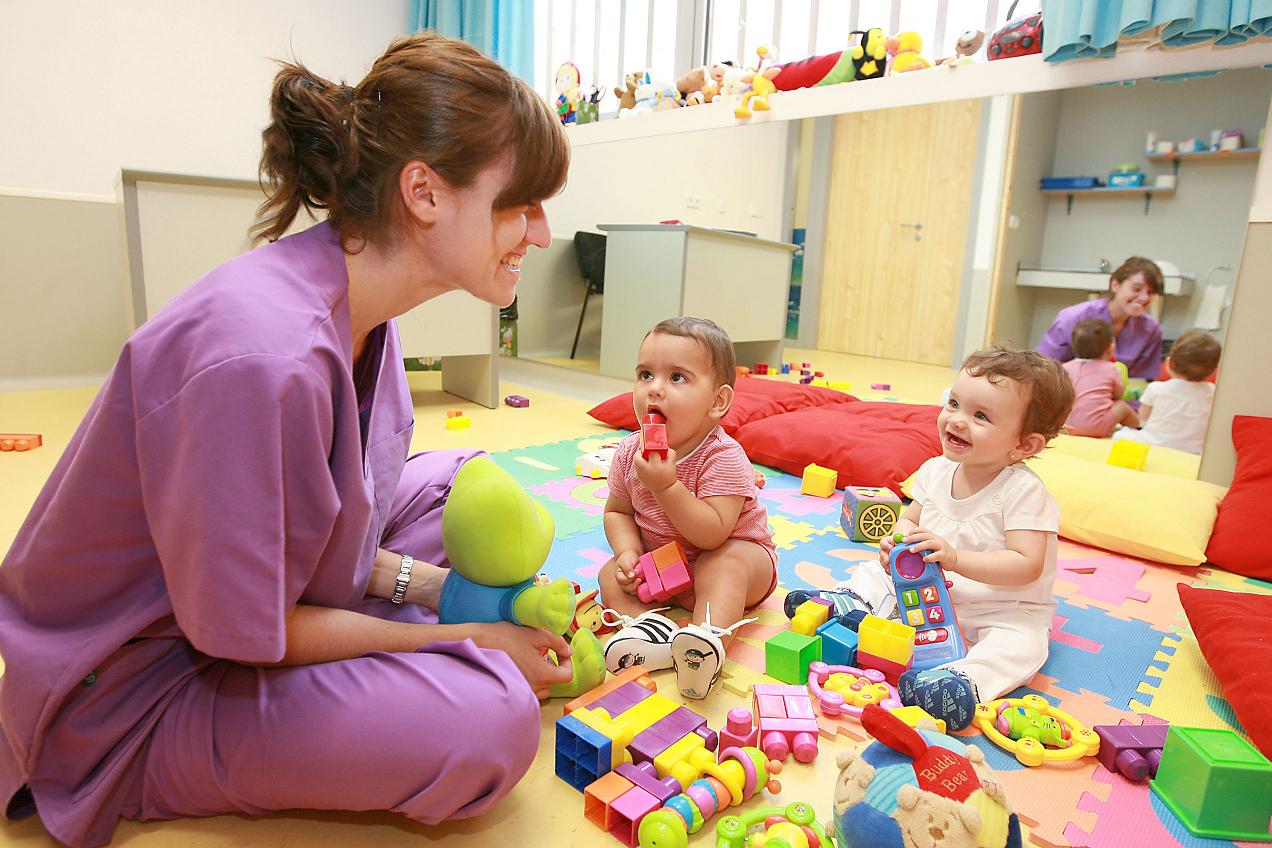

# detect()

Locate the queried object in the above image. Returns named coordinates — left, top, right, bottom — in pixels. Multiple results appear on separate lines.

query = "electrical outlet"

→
left=686, top=195, right=701, bottom=209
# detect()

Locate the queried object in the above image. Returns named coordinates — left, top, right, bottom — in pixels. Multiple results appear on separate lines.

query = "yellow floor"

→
left=0, top=350, right=954, bottom=848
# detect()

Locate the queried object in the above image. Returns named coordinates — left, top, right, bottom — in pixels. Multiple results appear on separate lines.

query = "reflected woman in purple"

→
left=1036, top=257, right=1164, bottom=380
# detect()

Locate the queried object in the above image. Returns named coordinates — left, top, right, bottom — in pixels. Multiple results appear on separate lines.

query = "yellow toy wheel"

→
left=859, top=504, right=897, bottom=542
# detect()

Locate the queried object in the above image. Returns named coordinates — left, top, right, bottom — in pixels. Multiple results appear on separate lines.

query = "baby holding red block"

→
left=599, top=317, right=777, bottom=698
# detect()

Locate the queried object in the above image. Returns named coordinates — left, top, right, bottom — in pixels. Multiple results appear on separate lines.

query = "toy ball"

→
left=833, top=705, right=1023, bottom=848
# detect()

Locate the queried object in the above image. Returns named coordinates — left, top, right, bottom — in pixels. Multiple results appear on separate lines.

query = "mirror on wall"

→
left=511, top=66, right=1270, bottom=461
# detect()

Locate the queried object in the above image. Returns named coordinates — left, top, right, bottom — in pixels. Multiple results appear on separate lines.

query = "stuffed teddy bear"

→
left=614, top=73, right=640, bottom=112
left=676, top=66, right=719, bottom=105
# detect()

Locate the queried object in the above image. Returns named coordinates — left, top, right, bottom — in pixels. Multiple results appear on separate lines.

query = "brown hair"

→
left=1071, top=318, right=1114, bottom=360
left=645, top=317, right=737, bottom=388
left=1109, top=256, right=1164, bottom=296
left=1168, top=330, right=1222, bottom=381
left=253, top=31, right=570, bottom=249
left=962, top=346, right=1075, bottom=443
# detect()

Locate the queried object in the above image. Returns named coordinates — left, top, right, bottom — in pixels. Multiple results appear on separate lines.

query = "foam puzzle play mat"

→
left=495, top=433, right=1272, bottom=848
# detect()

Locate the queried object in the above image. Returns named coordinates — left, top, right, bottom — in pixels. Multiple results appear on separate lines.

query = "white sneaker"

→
left=602, top=608, right=678, bottom=673
left=671, top=604, right=757, bottom=700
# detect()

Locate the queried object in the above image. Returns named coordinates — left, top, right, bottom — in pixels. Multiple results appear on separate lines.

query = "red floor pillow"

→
left=1205, top=415, right=1272, bottom=580
left=1177, top=583, right=1272, bottom=758
left=733, top=402, right=942, bottom=497
left=586, top=376, right=857, bottom=435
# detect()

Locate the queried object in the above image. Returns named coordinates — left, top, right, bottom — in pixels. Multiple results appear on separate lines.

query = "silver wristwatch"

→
left=391, top=554, right=414, bottom=605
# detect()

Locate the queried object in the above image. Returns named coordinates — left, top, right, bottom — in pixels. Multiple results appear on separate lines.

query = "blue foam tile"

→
left=1040, top=600, right=1170, bottom=711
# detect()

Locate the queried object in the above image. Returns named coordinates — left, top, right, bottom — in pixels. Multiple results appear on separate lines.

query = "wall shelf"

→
left=1042, top=186, right=1175, bottom=215
left=1147, top=147, right=1261, bottom=176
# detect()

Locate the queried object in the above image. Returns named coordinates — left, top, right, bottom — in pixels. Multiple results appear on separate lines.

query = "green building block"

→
left=1150, top=726, right=1272, bottom=842
left=764, top=629, right=821, bottom=685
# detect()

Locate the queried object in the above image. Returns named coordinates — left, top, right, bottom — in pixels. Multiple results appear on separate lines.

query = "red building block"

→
left=640, top=411, right=668, bottom=460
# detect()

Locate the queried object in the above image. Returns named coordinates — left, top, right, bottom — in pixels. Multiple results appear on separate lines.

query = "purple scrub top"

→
left=1036, top=297, right=1163, bottom=380
left=0, top=222, right=413, bottom=843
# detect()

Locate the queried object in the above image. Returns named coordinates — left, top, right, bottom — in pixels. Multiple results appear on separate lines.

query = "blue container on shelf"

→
left=1041, top=176, right=1102, bottom=190
left=1108, top=172, right=1146, bottom=188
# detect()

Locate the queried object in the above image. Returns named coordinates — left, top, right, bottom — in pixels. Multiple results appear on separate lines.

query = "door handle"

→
left=899, top=222, right=924, bottom=241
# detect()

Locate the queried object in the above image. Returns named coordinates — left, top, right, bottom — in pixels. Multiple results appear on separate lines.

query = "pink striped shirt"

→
left=607, top=426, right=777, bottom=570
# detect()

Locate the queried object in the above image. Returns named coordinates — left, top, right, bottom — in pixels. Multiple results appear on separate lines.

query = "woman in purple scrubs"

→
left=1036, top=257, right=1165, bottom=380
left=0, top=33, right=573, bottom=847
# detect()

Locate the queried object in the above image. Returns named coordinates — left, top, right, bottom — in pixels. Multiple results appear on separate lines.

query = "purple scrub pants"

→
left=119, top=449, right=540, bottom=827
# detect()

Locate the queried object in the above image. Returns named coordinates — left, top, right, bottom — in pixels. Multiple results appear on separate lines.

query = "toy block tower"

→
left=856, top=614, right=914, bottom=682
left=635, top=540, right=691, bottom=604
left=840, top=486, right=902, bottom=542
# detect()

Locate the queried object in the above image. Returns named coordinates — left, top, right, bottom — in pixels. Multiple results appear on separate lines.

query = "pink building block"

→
left=718, top=708, right=759, bottom=757
left=609, top=786, right=661, bottom=847
left=641, top=412, right=668, bottom=460
left=753, top=683, right=819, bottom=764
left=636, top=541, right=692, bottom=604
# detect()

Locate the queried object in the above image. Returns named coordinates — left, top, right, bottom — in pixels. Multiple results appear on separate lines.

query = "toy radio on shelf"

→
left=888, top=538, right=967, bottom=670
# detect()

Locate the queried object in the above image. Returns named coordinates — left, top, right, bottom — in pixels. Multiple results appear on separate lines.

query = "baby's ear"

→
left=710, top=383, right=734, bottom=420
left=1015, top=431, right=1047, bottom=460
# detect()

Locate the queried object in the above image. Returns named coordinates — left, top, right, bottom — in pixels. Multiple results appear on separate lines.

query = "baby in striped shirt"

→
left=598, top=318, right=777, bottom=699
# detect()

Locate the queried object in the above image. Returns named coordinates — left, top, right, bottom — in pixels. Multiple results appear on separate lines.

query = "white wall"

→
left=1032, top=68, right=1272, bottom=344
left=546, top=122, right=789, bottom=242
left=0, top=0, right=411, bottom=198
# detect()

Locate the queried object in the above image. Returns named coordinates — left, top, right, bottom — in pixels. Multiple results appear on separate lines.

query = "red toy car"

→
left=988, top=2, right=1042, bottom=60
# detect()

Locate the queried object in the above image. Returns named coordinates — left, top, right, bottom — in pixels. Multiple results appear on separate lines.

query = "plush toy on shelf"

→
left=676, top=65, right=720, bottom=105
left=614, top=72, right=640, bottom=112
left=851, top=28, right=888, bottom=80
left=886, top=32, right=931, bottom=74
left=555, top=61, right=581, bottom=125
left=735, top=45, right=782, bottom=119
left=575, top=86, right=603, bottom=124
left=941, top=30, right=986, bottom=67
left=772, top=38, right=858, bottom=91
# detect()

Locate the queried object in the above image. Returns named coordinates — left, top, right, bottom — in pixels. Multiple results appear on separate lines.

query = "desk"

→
left=596, top=224, right=796, bottom=379
left=119, top=169, right=498, bottom=407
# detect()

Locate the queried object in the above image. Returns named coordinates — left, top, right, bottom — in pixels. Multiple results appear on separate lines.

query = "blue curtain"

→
left=410, top=0, right=536, bottom=81
left=1043, top=0, right=1272, bottom=62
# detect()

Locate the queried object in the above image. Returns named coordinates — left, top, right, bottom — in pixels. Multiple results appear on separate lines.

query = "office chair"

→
left=571, top=231, right=606, bottom=359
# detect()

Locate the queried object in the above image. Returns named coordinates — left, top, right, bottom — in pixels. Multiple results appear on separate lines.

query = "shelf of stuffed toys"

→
left=562, top=38, right=1272, bottom=150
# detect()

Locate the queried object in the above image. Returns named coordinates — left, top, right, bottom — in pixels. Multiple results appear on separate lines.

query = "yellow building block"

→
left=889, top=705, right=946, bottom=734
left=571, top=706, right=637, bottom=768
left=857, top=614, right=915, bottom=666
left=653, top=733, right=706, bottom=788
left=445, top=415, right=471, bottom=430
left=791, top=599, right=831, bottom=636
left=613, top=692, right=679, bottom=735
left=801, top=463, right=838, bottom=498
left=1108, top=439, right=1149, bottom=471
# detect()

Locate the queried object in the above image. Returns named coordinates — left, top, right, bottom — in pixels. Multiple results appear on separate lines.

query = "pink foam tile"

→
left=530, top=477, right=606, bottom=516
left=1056, top=556, right=1150, bottom=607
left=761, top=486, right=843, bottom=518
left=572, top=547, right=616, bottom=580
left=1051, top=614, right=1103, bottom=654
left=1064, top=764, right=1188, bottom=848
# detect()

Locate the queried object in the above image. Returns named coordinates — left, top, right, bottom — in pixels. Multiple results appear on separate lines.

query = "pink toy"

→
left=806, top=661, right=902, bottom=719
left=871, top=383, right=891, bottom=391
left=753, top=683, right=819, bottom=763
left=641, top=410, right=668, bottom=460
left=635, top=540, right=692, bottom=604
left=504, top=394, right=530, bottom=407
left=718, top=708, right=760, bottom=757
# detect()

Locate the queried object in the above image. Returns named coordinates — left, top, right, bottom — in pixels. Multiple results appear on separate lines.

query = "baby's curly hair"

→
left=962, top=346, right=1075, bottom=442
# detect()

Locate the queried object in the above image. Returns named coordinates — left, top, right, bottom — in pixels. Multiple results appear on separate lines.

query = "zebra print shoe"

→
left=602, top=608, right=677, bottom=673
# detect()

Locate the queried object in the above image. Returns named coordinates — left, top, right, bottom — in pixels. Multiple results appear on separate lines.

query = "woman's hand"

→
left=902, top=528, right=960, bottom=574
left=613, top=550, right=643, bottom=596
left=473, top=621, right=574, bottom=700
left=634, top=448, right=678, bottom=494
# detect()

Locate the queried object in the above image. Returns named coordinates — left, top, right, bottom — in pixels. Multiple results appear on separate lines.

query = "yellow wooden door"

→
left=819, top=99, right=982, bottom=365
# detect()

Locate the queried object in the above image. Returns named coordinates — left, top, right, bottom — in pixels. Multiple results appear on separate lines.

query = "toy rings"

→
left=806, top=661, right=902, bottom=718
left=973, top=693, right=1101, bottom=766
left=718, top=746, right=759, bottom=800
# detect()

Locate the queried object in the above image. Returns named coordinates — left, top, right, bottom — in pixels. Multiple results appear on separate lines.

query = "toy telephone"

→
left=888, top=537, right=968, bottom=670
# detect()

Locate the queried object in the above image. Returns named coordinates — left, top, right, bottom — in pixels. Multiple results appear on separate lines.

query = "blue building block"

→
left=817, top=617, right=859, bottom=666
left=556, top=713, right=612, bottom=792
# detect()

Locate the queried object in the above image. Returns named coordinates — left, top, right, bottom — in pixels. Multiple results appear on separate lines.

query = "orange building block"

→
left=0, top=434, right=42, bottom=452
